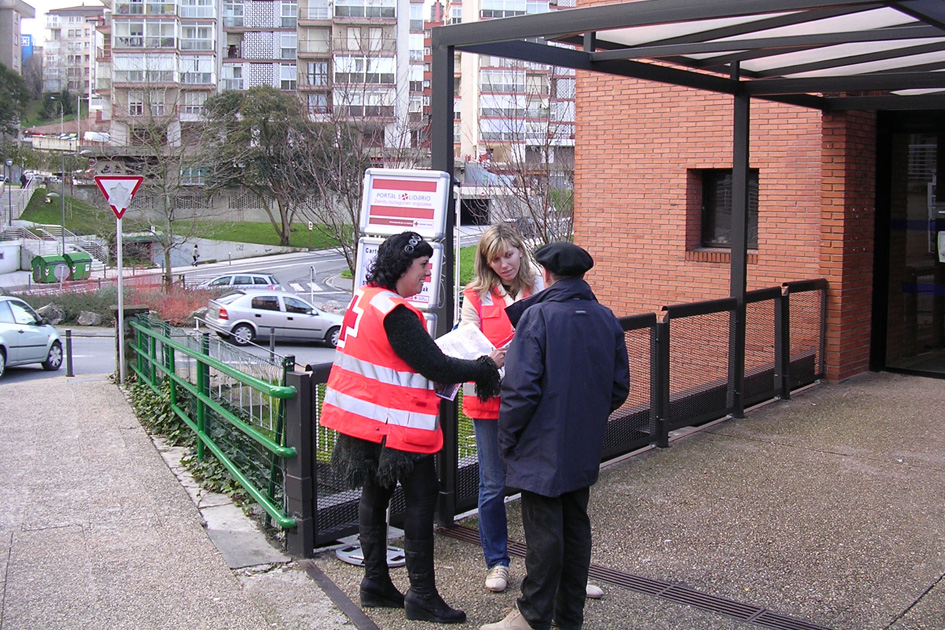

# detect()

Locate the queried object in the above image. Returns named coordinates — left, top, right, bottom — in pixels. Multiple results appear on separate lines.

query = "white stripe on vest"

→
left=332, top=352, right=432, bottom=391
left=324, top=388, right=439, bottom=431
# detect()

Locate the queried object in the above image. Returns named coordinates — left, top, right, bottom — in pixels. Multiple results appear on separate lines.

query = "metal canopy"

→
left=432, top=0, right=945, bottom=111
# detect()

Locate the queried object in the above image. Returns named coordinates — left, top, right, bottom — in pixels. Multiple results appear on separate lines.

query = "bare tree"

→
left=293, top=30, right=430, bottom=273
left=97, top=80, right=226, bottom=287
left=465, top=61, right=574, bottom=245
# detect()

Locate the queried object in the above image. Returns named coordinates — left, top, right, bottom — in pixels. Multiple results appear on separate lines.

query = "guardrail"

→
left=284, top=278, right=829, bottom=554
left=123, top=279, right=828, bottom=557
left=128, top=315, right=298, bottom=528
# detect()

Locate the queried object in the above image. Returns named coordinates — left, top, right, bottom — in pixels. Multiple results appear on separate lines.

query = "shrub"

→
left=16, top=285, right=214, bottom=326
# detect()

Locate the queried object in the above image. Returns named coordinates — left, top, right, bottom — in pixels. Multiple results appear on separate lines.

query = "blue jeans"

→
left=473, top=418, right=510, bottom=569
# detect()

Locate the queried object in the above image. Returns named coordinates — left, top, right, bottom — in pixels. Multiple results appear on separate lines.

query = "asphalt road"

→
left=1, top=330, right=116, bottom=384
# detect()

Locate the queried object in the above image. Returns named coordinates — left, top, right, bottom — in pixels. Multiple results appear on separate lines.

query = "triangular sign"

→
left=94, top=176, right=144, bottom=219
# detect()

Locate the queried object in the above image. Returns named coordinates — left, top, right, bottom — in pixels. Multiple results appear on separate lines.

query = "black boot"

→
left=359, top=525, right=404, bottom=608
left=403, top=538, right=466, bottom=624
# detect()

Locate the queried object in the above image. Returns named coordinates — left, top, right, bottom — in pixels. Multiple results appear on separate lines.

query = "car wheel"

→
left=326, top=326, right=340, bottom=348
left=42, top=341, right=63, bottom=371
left=231, top=324, right=254, bottom=346
left=0, top=349, right=5, bottom=379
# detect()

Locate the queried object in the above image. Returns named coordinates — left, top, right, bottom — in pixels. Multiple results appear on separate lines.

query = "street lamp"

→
left=50, top=97, right=66, bottom=254
left=5, top=159, right=12, bottom=227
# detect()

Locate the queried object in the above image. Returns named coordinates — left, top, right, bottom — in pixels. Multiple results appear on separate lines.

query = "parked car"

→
left=206, top=290, right=342, bottom=347
left=197, top=273, right=282, bottom=292
left=0, top=296, right=63, bottom=378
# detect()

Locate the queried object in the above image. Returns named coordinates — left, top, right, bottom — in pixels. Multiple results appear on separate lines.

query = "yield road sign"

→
left=94, top=175, right=144, bottom=219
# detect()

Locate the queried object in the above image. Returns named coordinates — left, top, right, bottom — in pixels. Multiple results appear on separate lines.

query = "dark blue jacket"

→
left=498, top=278, right=630, bottom=497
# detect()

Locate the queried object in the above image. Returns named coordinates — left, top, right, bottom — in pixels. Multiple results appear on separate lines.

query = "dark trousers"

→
left=359, top=454, right=438, bottom=542
left=518, top=487, right=592, bottom=630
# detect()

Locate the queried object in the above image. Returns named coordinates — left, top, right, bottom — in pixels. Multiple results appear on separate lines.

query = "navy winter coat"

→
left=498, top=277, right=630, bottom=498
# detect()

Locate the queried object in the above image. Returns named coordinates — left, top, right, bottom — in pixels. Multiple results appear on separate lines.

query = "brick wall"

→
left=576, top=76, right=822, bottom=304
left=574, top=74, right=876, bottom=381
left=820, top=111, right=877, bottom=380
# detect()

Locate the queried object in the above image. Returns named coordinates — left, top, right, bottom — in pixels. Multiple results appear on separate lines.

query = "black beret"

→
left=534, top=242, right=594, bottom=277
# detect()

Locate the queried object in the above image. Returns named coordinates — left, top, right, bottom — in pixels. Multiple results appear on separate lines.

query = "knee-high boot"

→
left=403, top=537, right=466, bottom=624
left=359, top=525, right=404, bottom=608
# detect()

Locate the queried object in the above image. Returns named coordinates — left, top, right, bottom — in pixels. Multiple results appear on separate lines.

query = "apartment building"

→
left=0, top=0, right=35, bottom=75
left=437, top=0, right=575, bottom=224
left=43, top=5, right=105, bottom=96
left=90, top=0, right=428, bottom=157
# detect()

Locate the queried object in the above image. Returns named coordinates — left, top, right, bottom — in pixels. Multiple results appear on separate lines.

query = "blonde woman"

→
left=460, top=223, right=543, bottom=593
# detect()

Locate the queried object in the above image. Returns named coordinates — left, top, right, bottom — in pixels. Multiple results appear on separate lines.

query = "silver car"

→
left=0, top=296, right=63, bottom=378
left=198, top=273, right=282, bottom=292
left=206, top=290, right=342, bottom=347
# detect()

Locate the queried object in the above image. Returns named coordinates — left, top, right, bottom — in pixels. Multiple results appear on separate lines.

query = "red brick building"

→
left=431, top=0, right=945, bottom=383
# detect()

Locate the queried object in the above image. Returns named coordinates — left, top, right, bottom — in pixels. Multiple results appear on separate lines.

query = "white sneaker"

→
left=585, top=582, right=604, bottom=599
left=481, top=607, right=531, bottom=630
left=485, top=565, right=509, bottom=592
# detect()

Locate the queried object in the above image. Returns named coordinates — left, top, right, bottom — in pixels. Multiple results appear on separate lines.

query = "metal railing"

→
left=280, top=279, right=829, bottom=555
left=110, top=281, right=828, bottom=556
left=128, top=315, right=298, bottom=528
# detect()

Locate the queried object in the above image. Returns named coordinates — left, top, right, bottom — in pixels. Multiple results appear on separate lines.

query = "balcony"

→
left=180, top=39, right=215, bottom=51
left=181, top=72, right=214, bottom=85
left=114, top=36, right=144, bottom=49
left=341, top=105, right=394, bottom=118
left=180, top=6, right=214, bottom=18
left=114, top=3, right=144, bottom=14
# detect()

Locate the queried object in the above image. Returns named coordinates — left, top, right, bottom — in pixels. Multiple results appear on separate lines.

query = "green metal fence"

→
left=128, top=315, right=298, bottom=528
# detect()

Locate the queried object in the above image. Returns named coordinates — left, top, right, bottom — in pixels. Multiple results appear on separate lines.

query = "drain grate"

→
left=439, top=525, right=834, bottom=630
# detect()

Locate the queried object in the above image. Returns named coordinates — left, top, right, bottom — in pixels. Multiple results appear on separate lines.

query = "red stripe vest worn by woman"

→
left=458, top=223, right=542, bottom=594
left=320, top=230, right=504, bottom=625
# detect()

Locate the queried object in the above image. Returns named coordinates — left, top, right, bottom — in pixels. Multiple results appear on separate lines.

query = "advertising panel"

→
left=359, top=169, right=451, bottom=239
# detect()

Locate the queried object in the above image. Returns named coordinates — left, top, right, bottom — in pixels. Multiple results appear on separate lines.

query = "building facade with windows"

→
left=92, top=0, right=427, bottom=156
left=0, top=0, right=34, bottom=76
left=43, top=6, right=105, bottom=95
left=438, top=0, right=575, bottom=225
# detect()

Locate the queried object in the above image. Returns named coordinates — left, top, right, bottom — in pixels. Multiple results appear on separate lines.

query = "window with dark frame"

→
left=701, top=169, right=759, bottom=249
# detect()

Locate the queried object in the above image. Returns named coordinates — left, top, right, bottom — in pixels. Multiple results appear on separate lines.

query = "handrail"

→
left=132, top=320, right=296, bottom=399
left=128, top=319, right=298, bottom=529
left=662, top=296, right=736, bottom=319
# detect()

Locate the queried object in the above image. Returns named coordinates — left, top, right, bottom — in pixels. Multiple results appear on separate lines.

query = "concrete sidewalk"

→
left=2, top=368, right=944, bottom=629
left=0, top=376, right=352, bottom=630
left=313, top=371, right=945, bottom=630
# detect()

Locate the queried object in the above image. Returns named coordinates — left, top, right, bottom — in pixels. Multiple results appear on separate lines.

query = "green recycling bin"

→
left=31, top=255, right=69, bottom=283
left=63, top=251, right=93, bottom=281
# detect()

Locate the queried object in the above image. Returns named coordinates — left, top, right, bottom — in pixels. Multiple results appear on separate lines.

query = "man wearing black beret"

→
left=482, top=243, right=630, bottom=630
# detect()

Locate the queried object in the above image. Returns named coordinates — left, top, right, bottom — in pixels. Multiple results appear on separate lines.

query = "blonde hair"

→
left=467, top=223, right=537, bottom=300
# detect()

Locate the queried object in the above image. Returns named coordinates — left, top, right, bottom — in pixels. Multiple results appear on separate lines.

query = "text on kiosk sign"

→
left=366, top=178, right=438, bottom=229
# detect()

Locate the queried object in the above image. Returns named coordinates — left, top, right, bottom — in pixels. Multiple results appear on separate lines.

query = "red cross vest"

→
left=320, top=286, right=443, bottom=454
left=461, top=286, right=522, bottom=420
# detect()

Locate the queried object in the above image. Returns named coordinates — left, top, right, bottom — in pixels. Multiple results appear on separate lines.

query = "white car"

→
left=0, top=297, right=63, bottom=378
left=206, top=290, right=342, bottom=347
left=197, top=273, right=282, bottom=292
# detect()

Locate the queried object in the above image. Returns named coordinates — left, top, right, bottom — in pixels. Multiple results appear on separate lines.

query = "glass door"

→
left=883, top=132, right=945, bottom=376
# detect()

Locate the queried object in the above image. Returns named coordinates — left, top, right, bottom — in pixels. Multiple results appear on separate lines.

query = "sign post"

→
left=94, top=175, right=144, bottom=384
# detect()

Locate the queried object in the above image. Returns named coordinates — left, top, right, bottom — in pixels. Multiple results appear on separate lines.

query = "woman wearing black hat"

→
left=320, top=231, right=504, bottom=624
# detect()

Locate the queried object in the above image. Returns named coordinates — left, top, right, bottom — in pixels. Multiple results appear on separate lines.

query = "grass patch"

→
left=20, top=187, right=114, bottom=236
left=182, top=221, right=346, bottom=249
left=459, top=245, right=476, bottom=286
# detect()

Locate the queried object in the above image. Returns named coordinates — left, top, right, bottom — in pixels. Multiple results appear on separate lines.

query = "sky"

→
left=21, top=0, right=105, bottom=46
